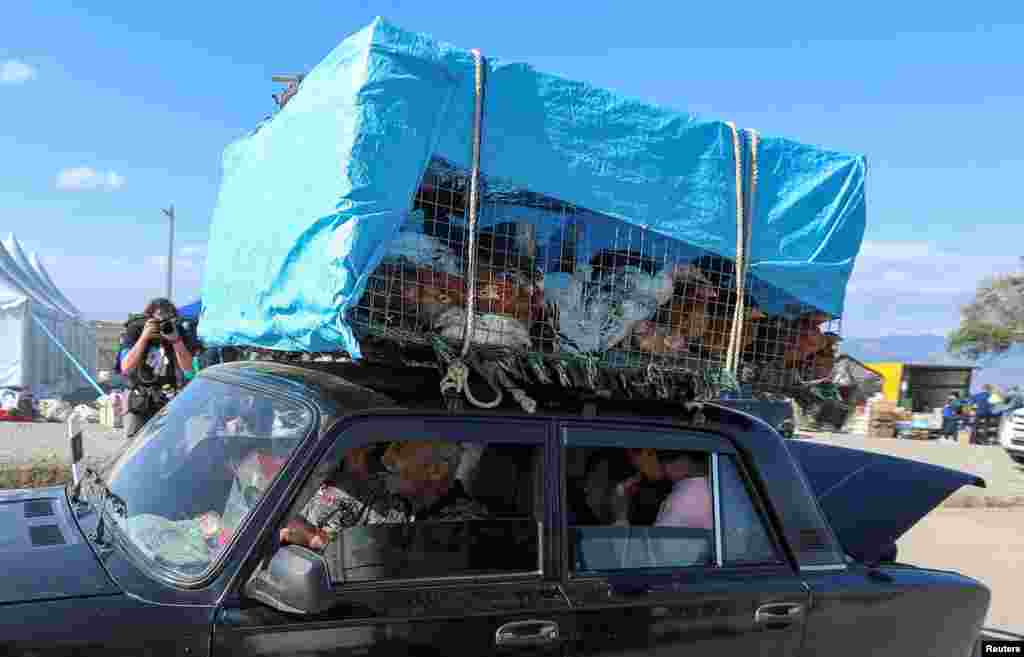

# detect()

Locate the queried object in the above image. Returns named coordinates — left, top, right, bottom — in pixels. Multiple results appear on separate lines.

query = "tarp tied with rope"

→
left=200, top=17, right=867, bottom=365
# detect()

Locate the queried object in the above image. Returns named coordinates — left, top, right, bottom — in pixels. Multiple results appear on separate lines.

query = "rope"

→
left=725, top=127, right=759, bottom=376
left=433, top=337, right=504, bottom=410
left=460, top=49, right=487, bottom=359
left=723, top=122, right=744, bottom=374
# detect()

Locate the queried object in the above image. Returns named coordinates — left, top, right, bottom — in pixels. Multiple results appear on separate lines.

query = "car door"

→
left=212, top=414, right=572, bottom=657
left=558, top=422, right=809, bottom=657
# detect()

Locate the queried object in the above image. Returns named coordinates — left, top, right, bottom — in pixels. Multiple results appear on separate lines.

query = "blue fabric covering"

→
left=200, top=18, right=867, bottom=357
left=179, top=300, right=202, bottom=320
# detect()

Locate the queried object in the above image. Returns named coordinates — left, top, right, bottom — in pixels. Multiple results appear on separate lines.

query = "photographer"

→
left=117, top=298, right=198, bottom=438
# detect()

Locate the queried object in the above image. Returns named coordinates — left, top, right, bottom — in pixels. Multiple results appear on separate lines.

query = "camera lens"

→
left=161, top=320, right=175, bottom=335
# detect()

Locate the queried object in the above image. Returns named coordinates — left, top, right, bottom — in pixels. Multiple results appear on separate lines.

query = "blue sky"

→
left=2, top=2, right=1022, bottom=339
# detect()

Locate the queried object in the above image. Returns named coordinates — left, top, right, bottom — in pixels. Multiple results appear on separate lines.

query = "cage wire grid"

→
left=347, top=156, right=843, bottom=392
left=327, top=49, right=846, bottom=395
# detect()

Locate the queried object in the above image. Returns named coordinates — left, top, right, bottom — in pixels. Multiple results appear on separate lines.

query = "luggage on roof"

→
left=199, top=18, right=864, bottom=407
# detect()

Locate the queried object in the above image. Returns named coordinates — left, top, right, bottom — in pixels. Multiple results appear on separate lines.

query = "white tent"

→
left=0, top=233, right=96, bottom=396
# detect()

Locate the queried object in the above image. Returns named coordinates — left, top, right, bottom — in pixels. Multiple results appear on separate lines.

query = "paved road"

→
left=0, top=421, right=128, bottom=468
left=898, top=508, right=1023, bottom=636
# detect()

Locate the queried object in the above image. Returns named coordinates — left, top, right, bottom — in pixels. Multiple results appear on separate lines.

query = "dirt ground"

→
left=0, top=421, right=127, bottom=468
left=898, top=508, right=1023, bottom=636
left=799, top=432, right=1024, bottom=506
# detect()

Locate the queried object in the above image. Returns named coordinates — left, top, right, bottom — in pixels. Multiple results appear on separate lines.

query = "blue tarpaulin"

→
left=200, top=17, right=867, bottom=358
left=179, top=299, right=201, bottom=320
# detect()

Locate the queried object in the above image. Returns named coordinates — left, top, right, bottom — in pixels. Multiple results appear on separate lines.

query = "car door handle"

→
left=495, top=620, right=560, bottom=646
left=754, top=602, right=804, bottom=629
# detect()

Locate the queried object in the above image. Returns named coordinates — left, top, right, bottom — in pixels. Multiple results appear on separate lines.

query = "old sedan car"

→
left=0, top=361, right=990, bottom=656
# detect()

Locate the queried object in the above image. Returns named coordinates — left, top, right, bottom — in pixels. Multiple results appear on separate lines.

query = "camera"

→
left=160, top=320, right=178, bottom=336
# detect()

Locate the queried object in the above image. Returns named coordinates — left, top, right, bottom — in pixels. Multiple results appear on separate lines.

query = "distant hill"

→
left=841, top=334, right=1024, bottom=391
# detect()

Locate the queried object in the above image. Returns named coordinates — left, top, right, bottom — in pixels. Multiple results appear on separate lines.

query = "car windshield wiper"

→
left=72, top=467, right=127, bottom=547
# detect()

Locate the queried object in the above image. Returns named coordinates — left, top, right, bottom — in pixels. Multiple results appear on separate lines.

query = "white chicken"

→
left=436, top=307, right=533, bottom=349
left=382, top=230, right=463, bottom=276
left=543, top=263, right=710, bottom=355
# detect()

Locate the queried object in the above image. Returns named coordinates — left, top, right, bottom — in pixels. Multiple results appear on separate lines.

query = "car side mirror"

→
left=245, top=545, right=335, bottom=616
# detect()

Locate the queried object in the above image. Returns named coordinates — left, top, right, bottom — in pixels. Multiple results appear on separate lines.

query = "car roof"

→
left=195, top=359, right=771, bottom=436
left=197, top=360, right=400, bottom=422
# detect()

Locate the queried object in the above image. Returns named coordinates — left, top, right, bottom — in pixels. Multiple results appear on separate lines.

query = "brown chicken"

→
left=397, top=268, right=468, bottom=329
left=701, top=306, right=769, bottom=357
left=631, top=271, right=720, bottom=355
left=783, top=311, right=834, bottom=368
left=397, top=266, right=545, bottom=334
left=804, top=336, right=840, bottom=380
left=473, top=270, right=544, bottom=323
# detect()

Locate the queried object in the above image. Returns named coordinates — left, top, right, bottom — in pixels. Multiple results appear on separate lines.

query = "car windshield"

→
left=101, top=377, right=315, bottom=579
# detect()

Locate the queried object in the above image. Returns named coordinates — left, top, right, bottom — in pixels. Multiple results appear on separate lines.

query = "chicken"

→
left=384, top=230, right=464, bottom=276
left=397, top=268, right=468, bottom=329
left=746, top=317, right=789, bottom=364
left=543, top=262, right=705, bottom=355
left=700, top=306, right=769, bottom=358
left=473, top=270, right=543, bottom=324
left=436, top=307, right=533, bottom=349
left=805, top=337, right=840, bottom=380
left=629, top=266, right=719, bottom=355
left=631, top=319, right=692, bottom=355
left=783, top=311, right=835, bottom=368
left=387, top=264, right=544, bottom=349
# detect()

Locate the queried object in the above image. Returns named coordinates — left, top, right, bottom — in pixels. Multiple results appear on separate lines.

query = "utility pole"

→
left=162, top=205, right=175, bottom=300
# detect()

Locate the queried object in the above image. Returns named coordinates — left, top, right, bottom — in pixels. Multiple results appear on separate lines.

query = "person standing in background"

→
left=941, top=394, right=963, bottom=443
left=117, top=298, right=199, bottom=438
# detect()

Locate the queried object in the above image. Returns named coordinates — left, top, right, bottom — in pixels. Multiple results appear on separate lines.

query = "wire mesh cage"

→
left=348, top=155, right=843, bottom=392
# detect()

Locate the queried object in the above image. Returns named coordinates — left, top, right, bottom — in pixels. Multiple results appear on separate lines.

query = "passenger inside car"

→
left=381, top=440, right=492, bottom=522
left=280, top=440, right=493, bottom=552
left=568, top=447, right=714, bottom=572
left=581, top=448, right=673, bottom=526
left=280, top=445, right=408, bottom=550
left=653, top=451, right=713, bottom=530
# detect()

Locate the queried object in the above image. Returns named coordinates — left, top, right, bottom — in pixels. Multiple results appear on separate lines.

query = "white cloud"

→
left=55, top=167, right=126, bottom=191
left=147, top=251, right=204, bottom=279
left=0, top=59, right=36, bottom=84
left=842, top=239, right=1022, bottom=337
left=881, top=269, right=909, bottom=283
left=858, top=239, right=938, bottom=260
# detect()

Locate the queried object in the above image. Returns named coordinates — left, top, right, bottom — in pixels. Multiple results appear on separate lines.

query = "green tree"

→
left=947, top=261, right=1024, bottom=360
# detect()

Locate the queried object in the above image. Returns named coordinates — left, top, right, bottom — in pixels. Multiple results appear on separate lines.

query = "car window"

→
left=566, top=445, right=715, bottom=573
left=279, top=419, right=544, bottom=584
left=718, top=455, right=781, bottom=565
left=102, top=379, right=314, bottom=580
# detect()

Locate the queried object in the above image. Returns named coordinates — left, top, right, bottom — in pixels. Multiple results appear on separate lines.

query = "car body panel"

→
left=0, top=486, right=119, bottom=605
left=801, top=565, right=989, bottom=657
left=0, top=595, right=214, bottom=657
left=214, top=581, right=573, bottom=657
left=786, top=440, right=985, bottom=562
left=564, top=569, right=808, bottom=657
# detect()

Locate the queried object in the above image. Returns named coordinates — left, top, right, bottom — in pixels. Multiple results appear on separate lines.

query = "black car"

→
left=0, top=361, right=990, bottom=656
